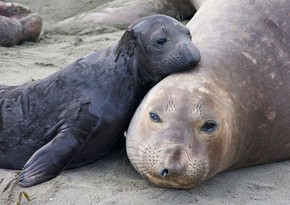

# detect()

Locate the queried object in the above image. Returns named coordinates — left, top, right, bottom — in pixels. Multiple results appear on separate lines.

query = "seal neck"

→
left=127, top=55, right=154, bottom=99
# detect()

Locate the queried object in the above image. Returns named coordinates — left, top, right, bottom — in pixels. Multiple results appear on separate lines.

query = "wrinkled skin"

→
left=126, top=0, right=290, bottom=189
left=0, top=14, right=200, bottom=187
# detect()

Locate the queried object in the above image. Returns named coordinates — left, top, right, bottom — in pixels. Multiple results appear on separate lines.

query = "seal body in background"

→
left=0, top=1, right=42, bottom=46
left=126, top=0, right=290, bottom=189
left=0, top=14, right=200, bottom=187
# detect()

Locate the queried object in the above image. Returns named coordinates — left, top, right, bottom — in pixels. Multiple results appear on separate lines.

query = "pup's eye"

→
left=156, top=37, right=168, bottom=46
left=149, top=112, right=162, bottom=123
left=200, top=120, right=218, bottom=133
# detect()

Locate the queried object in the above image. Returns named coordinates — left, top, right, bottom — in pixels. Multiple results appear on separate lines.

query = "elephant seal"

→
left=0, top=14, right=200, bottom=187
left=0, top=1, right=31, bottom=18
left=0, top=2, right=42, bottom=47
left=126, top=0, right=290, bottom=189
left=52, top=0, right=206, bottom=35
left=0, top=13, right=42, bottom=47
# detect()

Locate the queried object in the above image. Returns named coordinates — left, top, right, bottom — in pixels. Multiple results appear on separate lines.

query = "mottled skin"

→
left=0, top=2, right=42, bottom=47
left=126, top=0, right=290, bottom=189
left=0, top=15, right=200, bottom=187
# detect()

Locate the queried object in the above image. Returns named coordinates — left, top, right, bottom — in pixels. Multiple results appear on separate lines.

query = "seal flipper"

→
left=18, top=120, right=100, bottom=187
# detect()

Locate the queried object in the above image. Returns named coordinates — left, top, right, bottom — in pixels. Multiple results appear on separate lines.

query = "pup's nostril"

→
left=160, top=168, right=169, bottom=177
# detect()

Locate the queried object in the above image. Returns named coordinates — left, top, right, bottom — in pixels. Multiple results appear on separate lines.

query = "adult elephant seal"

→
left=0, top=1, right=31, bottom=18
left=126, top=0, right=290, bottom=189
left=0, top=2, right=42, bottom=47
left=0, top=13, right=42, bottom=47
left=0, top=14, right=200, bottom=187
left=52, top=0, right=206, bottom=35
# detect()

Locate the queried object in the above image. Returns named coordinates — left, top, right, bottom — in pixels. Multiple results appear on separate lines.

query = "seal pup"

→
left=126, top=0, right=290, bottom=189
left=0, top=14, right=200, bottom=187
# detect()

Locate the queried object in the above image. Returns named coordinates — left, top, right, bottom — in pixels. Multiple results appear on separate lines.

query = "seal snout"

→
left=158, top=145, right=186, bottom=177
left=159, top=161, right=185, bottom=177
left=160, top=168, right=169, bottom=177
left=181, top=43, right=201, bottom=71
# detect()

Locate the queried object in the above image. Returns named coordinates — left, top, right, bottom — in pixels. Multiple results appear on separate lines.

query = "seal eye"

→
left=149, top=112, right=162, bottom=123
left=200, top=120, right=218, bottom=133
left=155, top=37, right=168, bottom=47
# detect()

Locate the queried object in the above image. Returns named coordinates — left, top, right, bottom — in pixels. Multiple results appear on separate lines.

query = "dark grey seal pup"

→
left=0, top=14, right=200, bottom=187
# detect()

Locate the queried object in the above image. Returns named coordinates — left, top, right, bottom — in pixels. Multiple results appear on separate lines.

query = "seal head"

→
left=126, top=75, right=238, bottom=189
left=115, top=14, right=200, bottom=91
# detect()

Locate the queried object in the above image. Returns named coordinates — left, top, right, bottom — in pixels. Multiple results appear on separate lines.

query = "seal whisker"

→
left=128, top=144, right=152, bottom=151
left=126, top=154, right=151, bottom=159
left=126, top=144, right=153, bottom=157
left=127, top=152, right=151, bottom=159
left=126, top=139, right=152, bottom=150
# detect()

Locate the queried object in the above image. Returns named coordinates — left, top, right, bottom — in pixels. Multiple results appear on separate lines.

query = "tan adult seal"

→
left=126, top=0, right=290, bottom=189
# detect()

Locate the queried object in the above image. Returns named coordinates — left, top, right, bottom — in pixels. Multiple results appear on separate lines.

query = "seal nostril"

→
left=160, top=168, right=169, bottom=177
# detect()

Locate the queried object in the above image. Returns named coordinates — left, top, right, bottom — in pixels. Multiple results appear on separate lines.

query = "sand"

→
left=1, top=0, right=290, bottom=204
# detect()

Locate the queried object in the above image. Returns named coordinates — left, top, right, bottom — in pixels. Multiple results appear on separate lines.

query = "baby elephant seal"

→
left=0, top=14, right=200, bottom=187
left=126, top=0, right=290, bottom=189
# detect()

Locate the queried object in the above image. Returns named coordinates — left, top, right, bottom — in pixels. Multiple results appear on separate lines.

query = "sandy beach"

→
left=1, top=0, right=290, bottom=204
